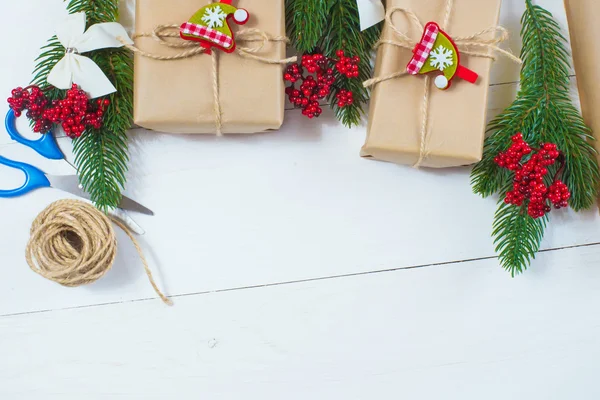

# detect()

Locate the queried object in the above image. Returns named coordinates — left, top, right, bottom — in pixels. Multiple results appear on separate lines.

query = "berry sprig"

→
left=53, top=85, right=110, bottom=138
left=7, top=84, right=109, bottom=138
left=334, top=50, right=360, bottom=79
left=283, top=50, right=360, bottom=119
left=495, top=133, right=571, bottom=219
left=8, top=86, right=52, bottom=133
left=336, top=90, right=354, bottom=108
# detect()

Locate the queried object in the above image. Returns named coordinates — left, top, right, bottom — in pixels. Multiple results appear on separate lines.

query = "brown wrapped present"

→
left=133, top=0, right=288, bottom=134
left=362, top=0, right=509, bottom=168
left=564, top=0, right=600, bottom=184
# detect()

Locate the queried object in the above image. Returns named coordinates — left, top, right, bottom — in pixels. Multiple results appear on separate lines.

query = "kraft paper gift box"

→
left=564, top=0, right=600, bottom=194
left=134, top=0, right=286, bottom=134
left=361, top=0, right=503, bottom=168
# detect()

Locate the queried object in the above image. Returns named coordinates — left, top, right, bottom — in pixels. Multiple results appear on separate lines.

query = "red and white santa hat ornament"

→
left=180, top=0, right=250, bottom=54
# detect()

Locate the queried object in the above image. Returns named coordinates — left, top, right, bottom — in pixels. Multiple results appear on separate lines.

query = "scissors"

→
left=0, top=109, right=153, bottom=234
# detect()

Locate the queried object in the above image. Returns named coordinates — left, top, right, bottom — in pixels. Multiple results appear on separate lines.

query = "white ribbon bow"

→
left=356, top=0, right=385, bottom=31
left=47, top=12, right=133, bottom=99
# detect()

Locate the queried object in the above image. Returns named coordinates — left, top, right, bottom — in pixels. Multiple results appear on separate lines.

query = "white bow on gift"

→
left=47, top=12, right=133, bottom=99
left=356, top=0, right=385, bottom=31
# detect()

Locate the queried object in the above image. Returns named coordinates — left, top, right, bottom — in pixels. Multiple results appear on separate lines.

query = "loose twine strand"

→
left=118, top=25, right=296, bottom=136
left=25, top=199, right=172, bottom=305
left=212, top=51, right=222, bottom=134
left=362, top=4, right=521, bottom=168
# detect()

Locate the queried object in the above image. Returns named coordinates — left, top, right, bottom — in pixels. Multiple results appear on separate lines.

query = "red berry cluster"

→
left=284, top=50, right=360, bottom=119
left=52, top=85, right=110, bottom=138
left=335, top=50, right=360, bottom=78
left=495, top=133, right=571, bottom=219
left=336, top=90, right=354, bottom=108
left=494, top=133, right=532, bottom=171
left=300, top=53, right=329, bottom=75
left=547, top=181, right=570, bottom=209
left=8, top=86, right=52, bottom=133
left=284, top=54, right=334, bottom=118
left=7, top=84, right=109, bottom=138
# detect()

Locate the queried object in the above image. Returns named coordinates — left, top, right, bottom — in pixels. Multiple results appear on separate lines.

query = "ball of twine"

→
left=25, top=199, right=172, bottom=305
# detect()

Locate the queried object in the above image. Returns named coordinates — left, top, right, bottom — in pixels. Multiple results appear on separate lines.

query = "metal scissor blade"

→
left=48, top=174, right=91, bottom=200
left=117, top=194, right=155, bottom=216
left=47, top=175, right=154, bottom=216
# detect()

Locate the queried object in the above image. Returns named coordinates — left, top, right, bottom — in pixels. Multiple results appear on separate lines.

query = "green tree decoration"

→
left=471, top=0, right=600, bottom=276
left=285, top=0, right=381, bottom=127
left=31, top=0, right=133, bottom=213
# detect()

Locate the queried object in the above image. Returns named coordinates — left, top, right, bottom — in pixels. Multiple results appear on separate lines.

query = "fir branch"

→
left=471, top=0, right=600, bottom=274
left=73, top=126, right=129, bottom=209
left=67, top=0, right=119, bottom=24
left=493, top=201, right=547, bottom=276
left=321, top=0, right=380, bottom=127
left=286, top=0, right=328, bottom=52
left=31, top=38, right=66, bottom=100
left=285, top=0, right=381, bottom=127
left=31, top=0, right=132, bottom=212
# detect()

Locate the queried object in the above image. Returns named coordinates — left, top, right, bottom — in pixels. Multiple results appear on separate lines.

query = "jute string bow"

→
left=26, top=200, right=172, bottom=305
left=363, top=0, right=522, bottom=168
left=119, top=20, right=296, bottom=136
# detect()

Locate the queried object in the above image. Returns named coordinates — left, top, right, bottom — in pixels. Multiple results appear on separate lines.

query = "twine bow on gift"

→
left=363, top=1, right=522, bottom=168
left=118, top=25, right=296, bottom=136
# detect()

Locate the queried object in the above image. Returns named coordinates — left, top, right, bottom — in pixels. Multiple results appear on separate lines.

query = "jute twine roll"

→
left=25, top=199, right=172, bottom=305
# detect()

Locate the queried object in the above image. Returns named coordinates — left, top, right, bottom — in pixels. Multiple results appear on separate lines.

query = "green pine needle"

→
left=285, top=0, right=381, bottom=127
left=471, top=0, right=600, bottom=275
left=493, top=201, right=547, bottom=277
left=286, top=0, right=328, bottom=52
left=31, top=0, right=132, bottom=213
left=31, top=38, right=66, bottom=100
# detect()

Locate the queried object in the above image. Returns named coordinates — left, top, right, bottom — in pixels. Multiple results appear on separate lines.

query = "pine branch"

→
left=285, top=0, right=381, bottom=127
left=31, top=38, right=66, bottom=101
left=493, top=201, right=547, bottom=277
left=470, top=0, right=600, bottom=274
left=31, top=0, right=132, bottom=213
left=519, top=2, right=599, bottom=210
left=73, top=126, right=128, bottom=209
left=67, top=0, right=119, bottom=24
left=285, top=0, right=329, bottom=52
left=322, top=0, right=380, bottom=127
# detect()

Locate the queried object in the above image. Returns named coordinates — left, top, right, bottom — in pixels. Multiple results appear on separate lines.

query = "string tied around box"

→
left=118, top=24, right=296, bottom=136
left=363, top=1, right=522, bottom=168
left=25, top=199, right=172, bottom=305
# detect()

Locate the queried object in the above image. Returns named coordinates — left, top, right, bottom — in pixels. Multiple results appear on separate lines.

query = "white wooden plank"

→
left=1, top=245, right=599, bottom=399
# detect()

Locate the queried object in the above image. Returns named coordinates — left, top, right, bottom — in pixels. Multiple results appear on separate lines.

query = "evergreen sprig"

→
left=286, top=0, right=328, bottom=53
left=32, top=39, right=65, bottom=101
left=31, top=0, right=132, bottom=213
left=285, top=0, right=381, bottom=127
left=471, top=0, right=600, bottom=276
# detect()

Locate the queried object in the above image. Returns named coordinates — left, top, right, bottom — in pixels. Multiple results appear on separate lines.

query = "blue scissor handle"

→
left=5, top=109, right=63, bottom=160
left=0, top=154, right=51, bottom=198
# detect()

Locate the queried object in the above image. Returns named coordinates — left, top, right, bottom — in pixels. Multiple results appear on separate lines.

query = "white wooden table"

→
left=1, top=0, right=599, bottom=398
